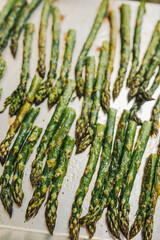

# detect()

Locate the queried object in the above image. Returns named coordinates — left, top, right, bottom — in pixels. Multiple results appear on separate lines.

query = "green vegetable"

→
left=76, top=0, right=109, bottom=97
left=0, top=0, right=17, bottom=29
left=0, top=57, right=6, bottom=80
left=151, top=95, right=160, bottom=135
left=69, top=124, right=105, bottom=240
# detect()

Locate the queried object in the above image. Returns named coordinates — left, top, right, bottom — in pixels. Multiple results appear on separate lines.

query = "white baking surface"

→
left=0, top=0, right=160, bottom=239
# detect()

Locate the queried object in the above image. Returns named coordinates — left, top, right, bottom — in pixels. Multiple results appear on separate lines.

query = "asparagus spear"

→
left=11, top=126, right=42, bottom=207
left=0, top=57, right=6, bottom=80
left=35, top=7, right=60, bottom=105
left=143, top=146, right=160, bottom=240
left=75, top=56, right=95, bottom=145
left=0, top=0, right=27, bottom=55
left=69, top=124, right=105, bottom=240
left=10, top=0, right=43, bottom=57
left=112, top=4, right=131, bottom=100
left=0, top=108, right=40, bottom=216
left=76, top=0, right=109, bottom=97
left=45, top=135, right=75, bottom=234
left=0, top=0, right=17, bottom=29
left=118, top=121, right=152, bottom=238
left=1, top=23, right=35, bottom=116
left=48, top=29, right=76, bottom=108
left=25, top=107, right=76, bottom=221
left=101, top=10, right=117, bottom=112
left=0, top=75, right=42, bottom=165
left=76, top=41, right=109, bottom=153
left=128, top=20, right=160, bottom=101
left=30, top=79, right=76, bottom=187
left=80, top=108, right=117, bottom=238
left=37, top=0, right=54, bottom=78
left=80, top=110, right=130, bottom=228
left=127, top=0, right=146, bottom=87
left=129, top=153, right=158, bottom=239
left=151, top=95, right=160, bottom=135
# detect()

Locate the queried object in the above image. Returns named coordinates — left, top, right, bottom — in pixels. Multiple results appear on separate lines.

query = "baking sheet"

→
left=0, top=0, right=160, bottom=239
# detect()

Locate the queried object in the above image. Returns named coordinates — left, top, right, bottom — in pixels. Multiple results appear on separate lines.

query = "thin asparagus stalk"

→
left=143, top=146, right=160, bottom=240
left=76, top=0, right=109, bottom=97
left=76, top=41, right=109, bottom=154
left=75, top=56, right=95, bottom=145
left=45, top=135, right=75, bottom=234
left=0, top=75, right=42, bottom=165
left=80, top=108, right=117, bottom=238
left=0, top=57, right=6, bottom=80
left=69, top=123, right=105, bottom=240
left=101, top=10, right=117, bottom=112
left=0, top=0, right=17, bottom=29
left=37, top=0, right=54, bottom=78
left=48, top=29, right=76, bottom=108
left=0, top=0, right=27, bottom=55
left=10, top=0, right=43, bottom=58
left=128, top=20, right=160, bottom=101
left=11, top=126, right=42, bottom=207
left=1, top=23, right=35, bottom=116
left=80, top=110, right=130, bottom=228
left=0, top=108, right=40, bottom=216
left=127, top=0, right=146, bottom=87
left=118, top=121, right=152, bottom=238
left=25, top=107, right=76, bottom=221
left=151, top=95, right=160, bottom=135
left=35, top=7, right=60, bottom=105
left=30, top=79, right=76, bottom=187
left=113, top=4, right=131, bottom=100
left=129, top=153, right=158, bottom=239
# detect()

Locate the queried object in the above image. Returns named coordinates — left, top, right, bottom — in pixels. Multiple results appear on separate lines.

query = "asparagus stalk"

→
left=101, top=10, right=117, bottom=112
left=37, top=0, right=54, bottom=78
left=0, top=75, right=42, bottom=165
left=76, top=41, right=109, bottom=153
left=48, top=29, right=76, bottom=108
left=128, top=20, right=160, bottom=101
left=10, top=0, right=43, bottom=58
left=143, top=146, right=160, bottom=240
left=151, top=95, right=160, bottom=135
left=1, top=23, right=35, bottom=116
left=127, top=0, right=146, bottom=87
left=112, top=4, right=131, bottom=100
left=118, top=121, right=152, bottom=238
left=0, top=0, right=17, bottom=29
left=129, top=153, right=158, bottom=239
left=0, top=0, right=27, bottom=55
left=11, top=126, right=42, bottom=207
left=75, top=56, right=95, bottom=145
left=30, top=79, right=76, bottom=187
left=25, top=107, right=76, bottom=221
left=80, top=108, right=117, bottom=238
left=35, top=7, right=60, bottom=105
left=45, top=135, right=75, bottom=234
left=0, top=57, right=6, bottom=80
left=0, top=108, right=40, bottom=216
left=76, top=0, right=109, bottom=97
left=69, top=124, right=105, bottom=240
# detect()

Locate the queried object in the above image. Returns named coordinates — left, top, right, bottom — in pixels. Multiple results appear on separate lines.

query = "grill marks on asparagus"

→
left=48, top=29, right=76, bottom=109
left=25, top=107, right=76, bottom=221
left=45, top=136, right=75, bottom=234
left=75, top=0, right=109, bottom=97
left=76, top=41, right=109, bottom=153
left=35, top=7, right=60, bottom=105
left=30, top=79, right=76, bottom=187
left=37, top=0, right=54, bottom=78
left=10, top=0, right=43, bottom=58
left=127, top=0, right=146, bottom=87
left=69, top=124, right=105, bottom=240
left=113, top=4, right=131, bottom=100
left=101, top=10, right=117, bottom=112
